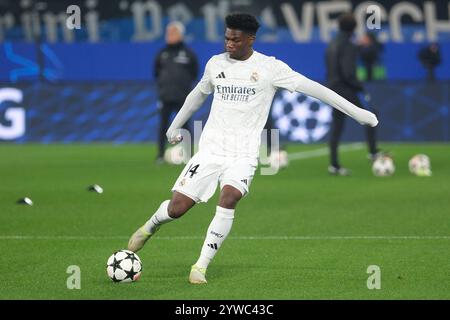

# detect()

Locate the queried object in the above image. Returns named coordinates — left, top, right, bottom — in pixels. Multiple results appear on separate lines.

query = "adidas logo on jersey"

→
left=216, top=72, right=226, bottom=79
left=207, top=243, right=218, bottom=250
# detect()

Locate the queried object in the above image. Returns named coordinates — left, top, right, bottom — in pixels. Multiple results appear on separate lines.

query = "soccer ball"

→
left=372, top=155, right=395, bottom=177
left=408, top=154, right=432, bottom=176
left=269, top=150, right=289, bottom=169
left=106, top=250, right=142, bottom=283
left=164, top=145, right=187, bottom=165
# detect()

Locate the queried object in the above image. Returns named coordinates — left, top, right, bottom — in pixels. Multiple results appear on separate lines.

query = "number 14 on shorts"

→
left=185, top=164, right=200, bottom=178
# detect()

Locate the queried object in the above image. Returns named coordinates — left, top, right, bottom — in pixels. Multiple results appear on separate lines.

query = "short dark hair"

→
left=338, top=13, right=356, bottom=33
left=225, top=13, right=260, bottom=35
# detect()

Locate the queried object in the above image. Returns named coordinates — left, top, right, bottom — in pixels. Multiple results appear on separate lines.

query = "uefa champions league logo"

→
left=271, top=90, right=332, bottom=144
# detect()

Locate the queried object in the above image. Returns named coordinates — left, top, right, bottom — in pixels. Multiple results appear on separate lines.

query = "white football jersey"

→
left=197, top=50, right=308, bottom=158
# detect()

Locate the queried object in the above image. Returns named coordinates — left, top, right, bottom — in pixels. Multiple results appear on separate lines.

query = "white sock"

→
left=143, top=200, right=174, bottom=234
left=195, top=206, right=235, bottom=269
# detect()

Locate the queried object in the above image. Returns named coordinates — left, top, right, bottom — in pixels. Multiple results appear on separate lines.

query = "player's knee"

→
left=219, top=187, right=243, bottom=209
left=220, top=197, right=237, bottom=209
left=167, top=199, right=190, bottom=218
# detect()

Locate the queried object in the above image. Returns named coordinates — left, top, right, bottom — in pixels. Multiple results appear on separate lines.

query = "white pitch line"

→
left=287, top=142, right=364, bottom=161
left=1, top=235, right=450, bottom=240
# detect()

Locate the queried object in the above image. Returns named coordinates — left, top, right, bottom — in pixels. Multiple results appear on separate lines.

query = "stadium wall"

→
left=1, top=42, right=449, bottom=82
left=0, top=82, right=448, bottom=143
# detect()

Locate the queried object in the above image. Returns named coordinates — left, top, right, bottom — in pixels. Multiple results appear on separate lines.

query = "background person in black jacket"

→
left=358, top=32, right=383, bottom=82
left=154, top=21, right=199, bottom=164
left=418, top=43, right=441, bottom=81
left=325, top=13, right=379, bottom=176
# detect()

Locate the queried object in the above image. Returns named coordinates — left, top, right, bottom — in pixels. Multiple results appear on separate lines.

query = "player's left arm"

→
left=272, top=60, right=378, bottom=127
left=295, top=75, right=378, bottom=127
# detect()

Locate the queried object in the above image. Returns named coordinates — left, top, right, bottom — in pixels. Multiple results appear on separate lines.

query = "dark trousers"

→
left=329, top=93, right=378, bottom=168
left=426, top=67, right=436, bottom=81
left=157, top=101, right=190, bottom=158
left=364, top=62, right=374, bottom=81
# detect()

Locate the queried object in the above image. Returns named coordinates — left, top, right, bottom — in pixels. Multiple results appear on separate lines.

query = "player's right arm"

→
left=166, top=58, right=214, bottom=144
left=166, top=85, right=210, bottom=144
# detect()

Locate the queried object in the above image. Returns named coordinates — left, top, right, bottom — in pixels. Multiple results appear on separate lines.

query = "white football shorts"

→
left=171, top=151, right=258, bottom=203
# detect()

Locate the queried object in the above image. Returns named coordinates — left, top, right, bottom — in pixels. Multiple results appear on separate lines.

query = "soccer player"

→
left=128, top=13, right=378, bottom=284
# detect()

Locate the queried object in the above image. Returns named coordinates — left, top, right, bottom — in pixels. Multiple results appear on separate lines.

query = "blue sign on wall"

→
left=1, top=42, right=450, bottom=82
left=0, top=82, right=448, bottom=143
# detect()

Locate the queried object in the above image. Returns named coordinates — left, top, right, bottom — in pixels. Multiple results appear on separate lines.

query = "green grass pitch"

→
left=1, top=143, right=449, bottom=299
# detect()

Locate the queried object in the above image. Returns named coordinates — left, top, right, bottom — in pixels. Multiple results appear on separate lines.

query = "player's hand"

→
left=359, top=109, right=379, bottom=127
left=166, top=129, right=183, bottom=144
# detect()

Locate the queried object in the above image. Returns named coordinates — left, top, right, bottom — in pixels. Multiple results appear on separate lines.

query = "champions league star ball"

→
left=372, top=155, right=395, bottom=177
left=271, top=91, right=332, bottom=143
left=164, top=145, right=186, bottom=165
left=106, top=250, right=142, bottom=283
left=269, top=150, right=289, bottom=169
left=409, top=154, right=432, bottom=176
